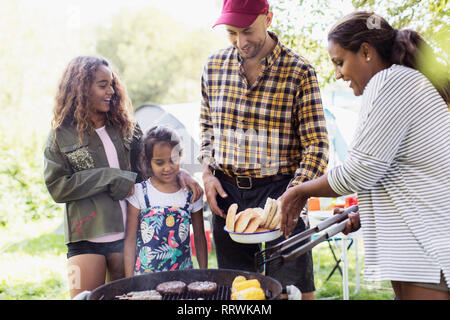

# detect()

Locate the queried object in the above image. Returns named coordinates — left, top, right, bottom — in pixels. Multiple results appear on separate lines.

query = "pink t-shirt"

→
left=90, top=126, right=127, bottom=243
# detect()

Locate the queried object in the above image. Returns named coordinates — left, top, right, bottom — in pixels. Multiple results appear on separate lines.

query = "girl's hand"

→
left=191, top=210, right=208, bottom=269
left=333, top=207, right=361, bottom=235
left=279, top=185, right=307, bottom=238
left=178, top=169, right=204, bottom=203
left=124, top=202, right=140, bottom=278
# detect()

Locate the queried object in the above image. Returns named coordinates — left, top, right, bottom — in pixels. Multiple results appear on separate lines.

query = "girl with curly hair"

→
left=44, top=56, right=202, bottom=298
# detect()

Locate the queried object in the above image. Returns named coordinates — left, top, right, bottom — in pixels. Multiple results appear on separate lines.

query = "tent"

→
left=134, top=102, right=202, bottom=175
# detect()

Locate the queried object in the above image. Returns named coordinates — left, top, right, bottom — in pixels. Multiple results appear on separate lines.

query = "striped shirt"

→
left=328, top=64, right=450, bottom=286
left=200, top=32, right=329, bottom=186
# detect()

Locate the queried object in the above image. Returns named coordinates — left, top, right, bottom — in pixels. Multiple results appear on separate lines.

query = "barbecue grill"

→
left=84, top=269, right=282, bottom=300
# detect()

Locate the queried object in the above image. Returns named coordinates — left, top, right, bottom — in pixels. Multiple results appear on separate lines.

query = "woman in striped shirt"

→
left=280, top=11, right=450, bottom=300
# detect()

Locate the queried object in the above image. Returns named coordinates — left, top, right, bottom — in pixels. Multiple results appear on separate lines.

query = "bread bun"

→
left=261, top=198, right=273, bottom=227
left=268, top=199, right=282, bottom=229
left=234, top=209, right=255, bottom=233
left=226, top=203, right=238, bottom=232
left=225, top=200, right=281, bottom=235
left=252, top=207, right=264, bottom=216
left=243, top=213, right=263, bottom=233
left=262, top=198, right=278, bottom=228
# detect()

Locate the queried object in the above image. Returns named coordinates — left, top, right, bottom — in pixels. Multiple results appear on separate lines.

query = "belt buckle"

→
left=236, top=176, right=252, bottom=189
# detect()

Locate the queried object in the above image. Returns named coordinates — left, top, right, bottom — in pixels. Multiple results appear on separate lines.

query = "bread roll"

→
left=234, top=209, right=254, bottom=233
left=226, top=203, right=238, bottom=232
left=268, top=199, right=282, bottom=229
left=262, top=198, right=278, bottom=228
left=253, top=207, right=264, bottom=216
left=268, top=213, right=281, bottom=229
left=226, top=200, right=281, bottom=234
left=243, top=213, right=263, bottom=233
left=261, top=198, right=273, bottom=227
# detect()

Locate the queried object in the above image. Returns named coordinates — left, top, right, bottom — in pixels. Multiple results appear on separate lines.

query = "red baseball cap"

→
left=213, top=0, right=270, bottom=28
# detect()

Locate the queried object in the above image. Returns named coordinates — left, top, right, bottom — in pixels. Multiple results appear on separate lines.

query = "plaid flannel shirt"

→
left=200, top=32, right=329, bottom=187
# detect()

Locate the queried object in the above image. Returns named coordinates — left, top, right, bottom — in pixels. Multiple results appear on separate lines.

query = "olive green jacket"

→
left=44, top=121, right=143, bottom=244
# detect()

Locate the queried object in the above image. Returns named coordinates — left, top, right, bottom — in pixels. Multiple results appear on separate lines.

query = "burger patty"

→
left=156, top=281, right=187, bottom=295
left=116, top=290, right=162, bottom=300
left=187, top=281, right=218, bottom=294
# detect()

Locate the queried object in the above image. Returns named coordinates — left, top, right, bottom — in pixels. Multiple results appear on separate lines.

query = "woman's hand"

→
left=178, top=169, right=204, bottom=203
left=279, top=185, right=308, bottom=238
left=333, top=207, right=361, bottom=235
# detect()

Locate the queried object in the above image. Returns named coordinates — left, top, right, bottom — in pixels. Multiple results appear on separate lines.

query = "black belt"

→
left=213, top=169, right=291, bottom=190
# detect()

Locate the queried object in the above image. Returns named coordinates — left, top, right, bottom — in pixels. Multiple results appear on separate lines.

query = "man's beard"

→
left=238, top=33, right=268, bottom=59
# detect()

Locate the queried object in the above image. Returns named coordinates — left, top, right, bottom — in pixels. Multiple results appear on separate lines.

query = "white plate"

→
left=224, top=226, right=282, bottom=244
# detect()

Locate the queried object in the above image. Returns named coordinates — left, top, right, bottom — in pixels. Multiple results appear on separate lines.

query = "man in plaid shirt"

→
left=200, top=0, right=329, bottom=299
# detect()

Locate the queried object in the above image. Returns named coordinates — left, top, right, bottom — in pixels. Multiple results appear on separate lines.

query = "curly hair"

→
left=52, top=56, right=135, bottom=142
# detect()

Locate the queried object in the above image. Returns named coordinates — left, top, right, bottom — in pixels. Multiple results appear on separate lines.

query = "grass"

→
left=313, top=240, right=394, bottom=300
left=0, top=218, right=69, bottom=300
left=0, top=217, right=394, bottom=300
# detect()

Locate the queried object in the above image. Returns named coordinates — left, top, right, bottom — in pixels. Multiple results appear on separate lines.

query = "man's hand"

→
left=279, top=185, right=307, bottom=238
left=178, top=169, right=204, bottom=203
left=202, top=171, right=228, bottom=218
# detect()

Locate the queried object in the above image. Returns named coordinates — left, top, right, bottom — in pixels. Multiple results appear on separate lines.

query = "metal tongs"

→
left=254, top=205, right=358, bottom=272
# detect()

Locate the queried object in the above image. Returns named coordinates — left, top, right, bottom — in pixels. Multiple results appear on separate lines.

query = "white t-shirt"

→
left=126, top=179, right=203, bottom=214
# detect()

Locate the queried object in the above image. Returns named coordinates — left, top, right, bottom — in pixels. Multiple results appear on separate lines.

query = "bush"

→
left=0, top=107, right=62, bottom=226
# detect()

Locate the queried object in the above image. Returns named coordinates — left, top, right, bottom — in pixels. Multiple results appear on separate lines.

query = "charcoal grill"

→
left=87, top=269, right=282, bottom=300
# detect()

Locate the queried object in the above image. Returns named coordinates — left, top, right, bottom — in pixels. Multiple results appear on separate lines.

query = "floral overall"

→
left=134, top=182, right=193, bottom=274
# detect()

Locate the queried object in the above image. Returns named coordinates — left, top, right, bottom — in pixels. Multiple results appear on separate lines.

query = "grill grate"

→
left=89, top=269, right=282, bottom=300
left=162, top=285, right=231, bottom=300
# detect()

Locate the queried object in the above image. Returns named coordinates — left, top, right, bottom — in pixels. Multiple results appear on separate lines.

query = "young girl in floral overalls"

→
left=124, top=126, right=207, bottom=276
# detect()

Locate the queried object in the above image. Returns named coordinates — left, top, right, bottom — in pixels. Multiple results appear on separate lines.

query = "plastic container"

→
left=345, top=196, right=358, bottom=208
left=307, top=197, right=321, bottom=211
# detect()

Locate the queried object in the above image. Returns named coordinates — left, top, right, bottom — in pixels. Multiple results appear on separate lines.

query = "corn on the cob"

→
left=232, top=276, right=247, bottom=288
left=231, top=287, right=266, bottom=300
left=232, top=279, right=261, bottom=293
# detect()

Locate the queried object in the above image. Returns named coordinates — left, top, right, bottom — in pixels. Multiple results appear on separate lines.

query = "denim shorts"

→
left=409, top=271, right=449, bottom=292
left=66, top=239, right=124, bottom=259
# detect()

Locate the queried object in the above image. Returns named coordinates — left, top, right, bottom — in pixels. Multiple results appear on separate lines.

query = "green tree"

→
left=353, top=0, right=449, bottom=64
left=270, top=0, right=449, bottom=86
left=95, top=7, right=224, bottom=108
left=0, top=2, right=90, bottom=225
left=270, top=0, right=355, bottom=85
